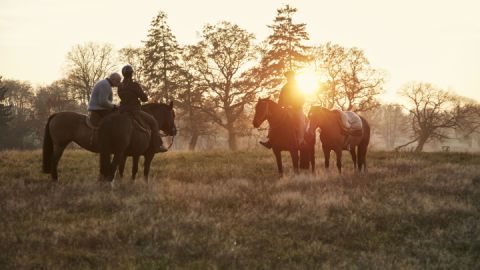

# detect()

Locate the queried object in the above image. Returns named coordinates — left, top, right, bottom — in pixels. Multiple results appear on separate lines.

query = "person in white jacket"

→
left=87, top=73, right=121, bottom=125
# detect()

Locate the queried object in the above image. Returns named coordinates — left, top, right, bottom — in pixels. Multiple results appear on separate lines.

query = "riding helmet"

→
left=122, top=65, right=134, bottom=78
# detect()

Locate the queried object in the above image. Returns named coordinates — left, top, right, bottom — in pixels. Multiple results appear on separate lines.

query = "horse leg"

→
left=109, top=152, right=125, bottom=182
left=323, top=145, right=330, bottom=170
left=290, top=150, right=299, bottom=174
left=118, top=156, right=127, bottom=180
left=131, top=155, right=139, bottom=181
left=273, top=148, right=283, bottom=177
left=350, top=147, right=357, bottom=172
left=335, top=149, right=343, bottom=174
left=51, top=143, right=67, bottom=181
left=358, top=142, right=368, bottom=172
left=143, top=152, right=155, bottom=182
left=310, top=145, right=315, bottom=173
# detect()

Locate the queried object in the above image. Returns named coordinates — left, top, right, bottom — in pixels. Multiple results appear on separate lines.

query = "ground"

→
left=0, top=149, right=479, bottom=269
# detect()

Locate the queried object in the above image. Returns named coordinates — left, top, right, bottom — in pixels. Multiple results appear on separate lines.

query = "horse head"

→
left=253, top=98, right=273, bottom=128
left=307, top=106, right=331, bottom=133
left=144, top=102, right=177, bottom=136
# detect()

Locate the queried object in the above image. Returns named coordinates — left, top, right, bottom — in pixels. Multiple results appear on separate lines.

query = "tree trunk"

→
left=189, top=133, right=199, bottom=151
left=415, top=136, right=428, bottom=152
left=227, top=126, right=238, bottom=151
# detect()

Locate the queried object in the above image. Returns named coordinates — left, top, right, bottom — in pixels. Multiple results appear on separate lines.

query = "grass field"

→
left=1, top=149, right=480, bottom=269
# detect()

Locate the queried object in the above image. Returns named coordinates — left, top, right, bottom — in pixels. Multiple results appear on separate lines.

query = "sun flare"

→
left=295, top=68, right=319, bottom=95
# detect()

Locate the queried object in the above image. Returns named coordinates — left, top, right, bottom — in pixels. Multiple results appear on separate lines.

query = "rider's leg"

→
left=138, top=111, right=167, bottom=153
left=260, top=127, right=272, bottom=149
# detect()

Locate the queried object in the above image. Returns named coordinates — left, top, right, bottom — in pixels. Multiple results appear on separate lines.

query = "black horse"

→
left=307, top=106, right=370, bottom=173
left=98, top=102, right=177, bottom=182
left=253, top=98, right=314, bottom=176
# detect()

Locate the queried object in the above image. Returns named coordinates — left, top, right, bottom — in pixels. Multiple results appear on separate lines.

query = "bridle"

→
left=159, top=131, right=175, bottom=149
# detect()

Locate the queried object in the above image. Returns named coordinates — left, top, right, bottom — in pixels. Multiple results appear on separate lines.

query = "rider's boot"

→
left=150, top=132, right=168, bottom=153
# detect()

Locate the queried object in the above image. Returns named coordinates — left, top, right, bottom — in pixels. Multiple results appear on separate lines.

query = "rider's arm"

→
left=98, top=84, right=115, bottom=109
left=134, top=83, right=148, bottom=102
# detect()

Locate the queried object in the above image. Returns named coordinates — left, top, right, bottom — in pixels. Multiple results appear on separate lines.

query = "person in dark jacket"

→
left=118, top=65, right=167, bottom=153
left=260, top=70, right=306, bottom=149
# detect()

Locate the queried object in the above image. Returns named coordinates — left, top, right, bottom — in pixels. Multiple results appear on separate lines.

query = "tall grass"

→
left=0, top=150, right=479, bottom=269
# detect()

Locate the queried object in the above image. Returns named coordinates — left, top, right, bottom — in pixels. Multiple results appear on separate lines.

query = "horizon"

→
left=1, top=0, right=479, bottom=103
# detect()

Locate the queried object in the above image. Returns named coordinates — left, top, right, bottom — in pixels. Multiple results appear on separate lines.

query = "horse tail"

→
left=358, top=117, right=371, bottom=171
left=42, top=114, right=56, bottom=173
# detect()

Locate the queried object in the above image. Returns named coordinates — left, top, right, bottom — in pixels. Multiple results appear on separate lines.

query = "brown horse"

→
left=307, top=106, right=370, bottom=173
left=98, top=102, right=176, bottom=182
left=42, top=103, right=174, bottom=181
left=253, top=98, right=314, bottom=176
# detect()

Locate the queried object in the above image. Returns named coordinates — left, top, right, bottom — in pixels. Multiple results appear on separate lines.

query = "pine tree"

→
left=255, top=5, right=310, bottom=93
left=142, top=11, right=181, bottom=102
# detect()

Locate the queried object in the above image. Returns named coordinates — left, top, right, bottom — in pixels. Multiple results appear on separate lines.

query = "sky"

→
left=0, top=0, right=479, bottom=102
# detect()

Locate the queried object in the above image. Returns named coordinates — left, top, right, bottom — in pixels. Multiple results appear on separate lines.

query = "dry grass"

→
left=0, top=149, right=479, bottom=269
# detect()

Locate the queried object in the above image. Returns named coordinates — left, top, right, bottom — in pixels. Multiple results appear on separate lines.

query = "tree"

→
left=142, top=11, right=181, bottom=102
left=174, top=46, right=213, bottom=150
left=189, top=22, right=259, bottom=150
left=253, top=4, right=310, bottom=93
left=0, top=79, right=36, bottom=149
left=0, top=77, right=13, bottom=145
left=311, top=43, right=345, bottom=108
left=397, top=82, right=469, bottom=152
left=118, top=46, right=144, bottom=81
left=32, top=80, right=82, bottom=138
left=64, top=42, right=117, bottom=105
left=312, top=43, right=384, bottom=112
left=366, top=104, right=410, bottom=149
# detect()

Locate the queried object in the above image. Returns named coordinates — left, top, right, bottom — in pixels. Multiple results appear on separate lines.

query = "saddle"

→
left=333, top=110, right=363, bottom=136
left=86, top=117, right=99, bottom=130
left=86, top=113, right=150, bottom=135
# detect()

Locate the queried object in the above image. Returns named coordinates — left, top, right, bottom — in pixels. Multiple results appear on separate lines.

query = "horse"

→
left=307, top=106, right=370, bottom=173
left=42, top=103, right=174, bottom=181
left=98, top=102, right=176, bottom=182
left=253, top=98, right=314, bottom=176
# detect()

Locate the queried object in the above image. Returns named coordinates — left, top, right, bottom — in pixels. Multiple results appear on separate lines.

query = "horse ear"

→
left=169, top=101, right=173, bottom=109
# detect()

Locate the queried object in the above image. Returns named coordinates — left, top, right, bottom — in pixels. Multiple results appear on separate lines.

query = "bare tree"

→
left=312, top=43, right=384, bottom=112
left=365, top=104, right=410, bottom=149
left=397, top=82, right=469, bottom=152
left=311, top=43, right=345, bottom=108
left=174, top=46, right=214, bottom=150
left=64, top=42, right=117, bottom=105
left=189, top=22, right=260, bottom=150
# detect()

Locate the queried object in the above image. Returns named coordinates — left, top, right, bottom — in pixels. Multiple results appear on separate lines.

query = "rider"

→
left=87, top=73, right=121, bottom=126
left=260, top=70, right=306, bottom=149
left=118, top=65, right=168, bottom=153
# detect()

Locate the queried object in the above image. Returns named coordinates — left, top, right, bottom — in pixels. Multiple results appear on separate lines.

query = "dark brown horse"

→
left=253, top=98, right=314, bottom=176
left=98, top=102, right=176, bottom=182
left=307, top=106, right=370, bottom=173
left=42, top=103, right=174, bottom=181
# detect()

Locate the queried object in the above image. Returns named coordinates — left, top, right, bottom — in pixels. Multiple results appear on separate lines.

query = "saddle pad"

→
left=335, top=110, right=362, bottom=131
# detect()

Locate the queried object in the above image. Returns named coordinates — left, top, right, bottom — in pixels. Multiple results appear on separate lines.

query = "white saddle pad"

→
left=335, top=110, right=362, bottom=131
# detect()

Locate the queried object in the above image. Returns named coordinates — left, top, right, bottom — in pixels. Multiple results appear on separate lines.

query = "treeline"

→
left=1, top=5, right=479, bottom=151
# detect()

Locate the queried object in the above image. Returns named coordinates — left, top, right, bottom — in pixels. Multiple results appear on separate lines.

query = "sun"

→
left=295, top=68, right=319, bottom=95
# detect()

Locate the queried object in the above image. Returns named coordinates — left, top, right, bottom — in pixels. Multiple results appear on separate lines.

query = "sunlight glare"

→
left=296, top=68, right=319, bottom=95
